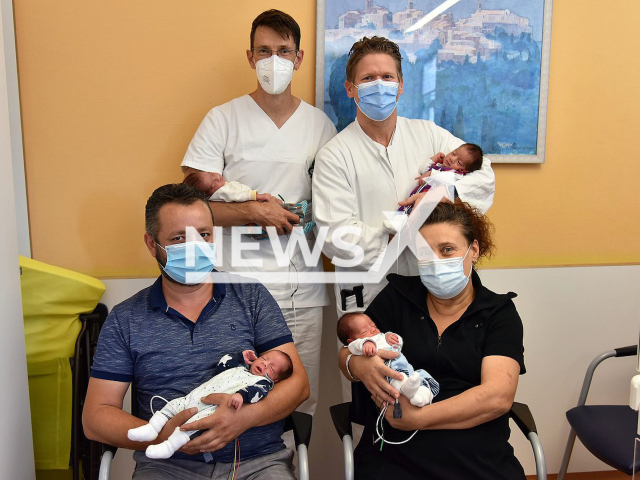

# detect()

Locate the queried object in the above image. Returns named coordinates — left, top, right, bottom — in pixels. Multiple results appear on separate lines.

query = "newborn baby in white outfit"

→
left=127, top=349, right=292, bottom=459
left=183, top=171, right=272, bottom=202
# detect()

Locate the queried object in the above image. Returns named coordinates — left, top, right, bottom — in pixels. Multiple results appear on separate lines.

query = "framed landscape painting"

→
left=315, top=0, right=553, bottom=163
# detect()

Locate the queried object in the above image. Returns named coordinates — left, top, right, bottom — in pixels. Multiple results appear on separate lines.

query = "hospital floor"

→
left=37, top=467, right=630, bottom=479
left=528, top=472, right=629, bottom=479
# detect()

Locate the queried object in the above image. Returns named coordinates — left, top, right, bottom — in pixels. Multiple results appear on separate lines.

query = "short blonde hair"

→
left=346, top=36, right=403, bottom=83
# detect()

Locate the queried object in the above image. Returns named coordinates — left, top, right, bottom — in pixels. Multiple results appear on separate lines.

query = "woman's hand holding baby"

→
left=350, top=354, right=403, bottom=405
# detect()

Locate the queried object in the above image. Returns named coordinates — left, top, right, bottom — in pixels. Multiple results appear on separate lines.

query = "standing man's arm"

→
left=312, top=144, right=392, bottom=271
left=82, top=378, right=197, bottom=449
left=182, top=166, right=298, bottom=234
left=177, top=341, right=308, bottom=454
left=180, top=106, right=298, bottom=233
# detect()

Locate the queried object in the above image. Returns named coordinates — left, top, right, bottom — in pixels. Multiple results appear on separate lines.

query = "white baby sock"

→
left=145, top=428, right=191, bottom=459
left=127, top=411, right=169, bottom=442
left=399, top=372, right=421, bottom=399
left=409, top=385, right=434, bottom=407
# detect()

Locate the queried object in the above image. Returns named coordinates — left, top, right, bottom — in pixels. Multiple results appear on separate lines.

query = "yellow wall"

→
left=15, top=0, right=640, bottom=277
left=488, top=1, right=640, bottom=267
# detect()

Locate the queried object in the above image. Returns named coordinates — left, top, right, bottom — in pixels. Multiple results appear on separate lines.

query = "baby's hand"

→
left=255, top=193, right=273, bottom=202
left=228, top=393, right=244, bottom=410
left=362, top=341, right=377, bottom=357
left=242, top=350, right=258, bottom=365
left=430, top=152, right=445, bottom=164
left=385, top=333, right=400, bottom=346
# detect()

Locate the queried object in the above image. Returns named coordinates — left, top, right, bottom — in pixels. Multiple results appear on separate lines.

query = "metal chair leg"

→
left=557, top=428, right=577, bottom=480
left=528, top=432, right=547, bottom=480
left=98, top=450, right=113, bottom=480
left=343, top=435, right=354, bottom=480
left=297, top=444, right=309, bottom=480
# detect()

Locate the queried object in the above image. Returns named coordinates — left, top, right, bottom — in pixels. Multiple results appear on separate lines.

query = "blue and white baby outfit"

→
left=349, top=333, right=440, bottom=406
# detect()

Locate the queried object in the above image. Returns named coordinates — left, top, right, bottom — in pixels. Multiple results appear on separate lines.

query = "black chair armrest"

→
left=510, top=402, right=537, bottom=436
left=102, top=443, right=117, bottom=456
left=330, top=402, right=353, bottom=439
left=285, top=411, right=313, bottom=448
left=614, top=345, right=638, bottom=357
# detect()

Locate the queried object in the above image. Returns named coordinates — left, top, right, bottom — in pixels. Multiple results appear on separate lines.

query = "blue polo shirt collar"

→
left=149, top=271, right=226, bottom=312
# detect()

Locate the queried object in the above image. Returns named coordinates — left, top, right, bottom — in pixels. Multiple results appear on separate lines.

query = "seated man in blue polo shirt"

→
left=82, top=183, right=309, bottom=479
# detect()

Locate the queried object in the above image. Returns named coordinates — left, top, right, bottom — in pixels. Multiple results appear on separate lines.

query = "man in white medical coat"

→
left=313, top=36, right=495, bottom=317
left=181, top=10, right=336, bottom=415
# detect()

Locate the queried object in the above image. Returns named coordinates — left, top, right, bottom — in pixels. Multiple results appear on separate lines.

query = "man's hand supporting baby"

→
left=178, top=393, right=250, bottom=454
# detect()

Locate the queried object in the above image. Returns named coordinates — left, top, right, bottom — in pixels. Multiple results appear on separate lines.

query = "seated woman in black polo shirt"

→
left=339, top=200, right=527, bottom=480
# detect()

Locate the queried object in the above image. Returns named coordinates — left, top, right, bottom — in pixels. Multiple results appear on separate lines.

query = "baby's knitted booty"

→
left=145, top=428, right=191, bottom=459
left=127, top=411, right=168, bottom=442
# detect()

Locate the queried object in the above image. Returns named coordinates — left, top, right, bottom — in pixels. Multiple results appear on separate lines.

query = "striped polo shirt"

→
left=91, top=273, right=293, bottom=463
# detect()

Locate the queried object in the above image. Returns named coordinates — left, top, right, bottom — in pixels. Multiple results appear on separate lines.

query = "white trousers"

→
left=281, top=306, right=322, bottom=415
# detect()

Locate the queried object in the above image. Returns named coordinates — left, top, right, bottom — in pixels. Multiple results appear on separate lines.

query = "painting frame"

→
left=315, top=0, right=553, bottom=163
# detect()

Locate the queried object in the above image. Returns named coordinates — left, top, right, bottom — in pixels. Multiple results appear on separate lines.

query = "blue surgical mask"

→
left=353, top=79, right=399, bottom=122
left=417, top=245, right=472, bottom=299
left=158, top=241, right=216, bottom=285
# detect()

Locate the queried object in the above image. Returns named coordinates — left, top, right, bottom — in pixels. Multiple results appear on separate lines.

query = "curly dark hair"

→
left=346, top=36, right=403, bottom=83
left=421, top=200, right=495, bottom=262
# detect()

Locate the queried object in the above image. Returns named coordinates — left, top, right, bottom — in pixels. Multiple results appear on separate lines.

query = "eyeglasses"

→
left=251, top=48, right=298, bottom=60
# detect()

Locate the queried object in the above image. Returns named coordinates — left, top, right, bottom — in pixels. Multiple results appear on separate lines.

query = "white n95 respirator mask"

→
left=255, top=55, right=295, bottom=95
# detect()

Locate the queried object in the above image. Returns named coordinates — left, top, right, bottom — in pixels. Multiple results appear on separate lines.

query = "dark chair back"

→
left=71, top=303, right=109, bottom=480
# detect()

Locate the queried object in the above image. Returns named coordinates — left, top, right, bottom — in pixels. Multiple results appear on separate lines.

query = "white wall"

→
left=0, top=0, right=35, bottom=476
left=2, top=0, right=29, bottom=257
left=100, top=265, right=640, bottom=478
left=481, top=266, right=639, bottom=474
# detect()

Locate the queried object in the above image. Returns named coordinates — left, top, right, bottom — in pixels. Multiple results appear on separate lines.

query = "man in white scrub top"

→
left=313, top=36, right=495, bottom=318
left=181, top=10, right=336, bottom=415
